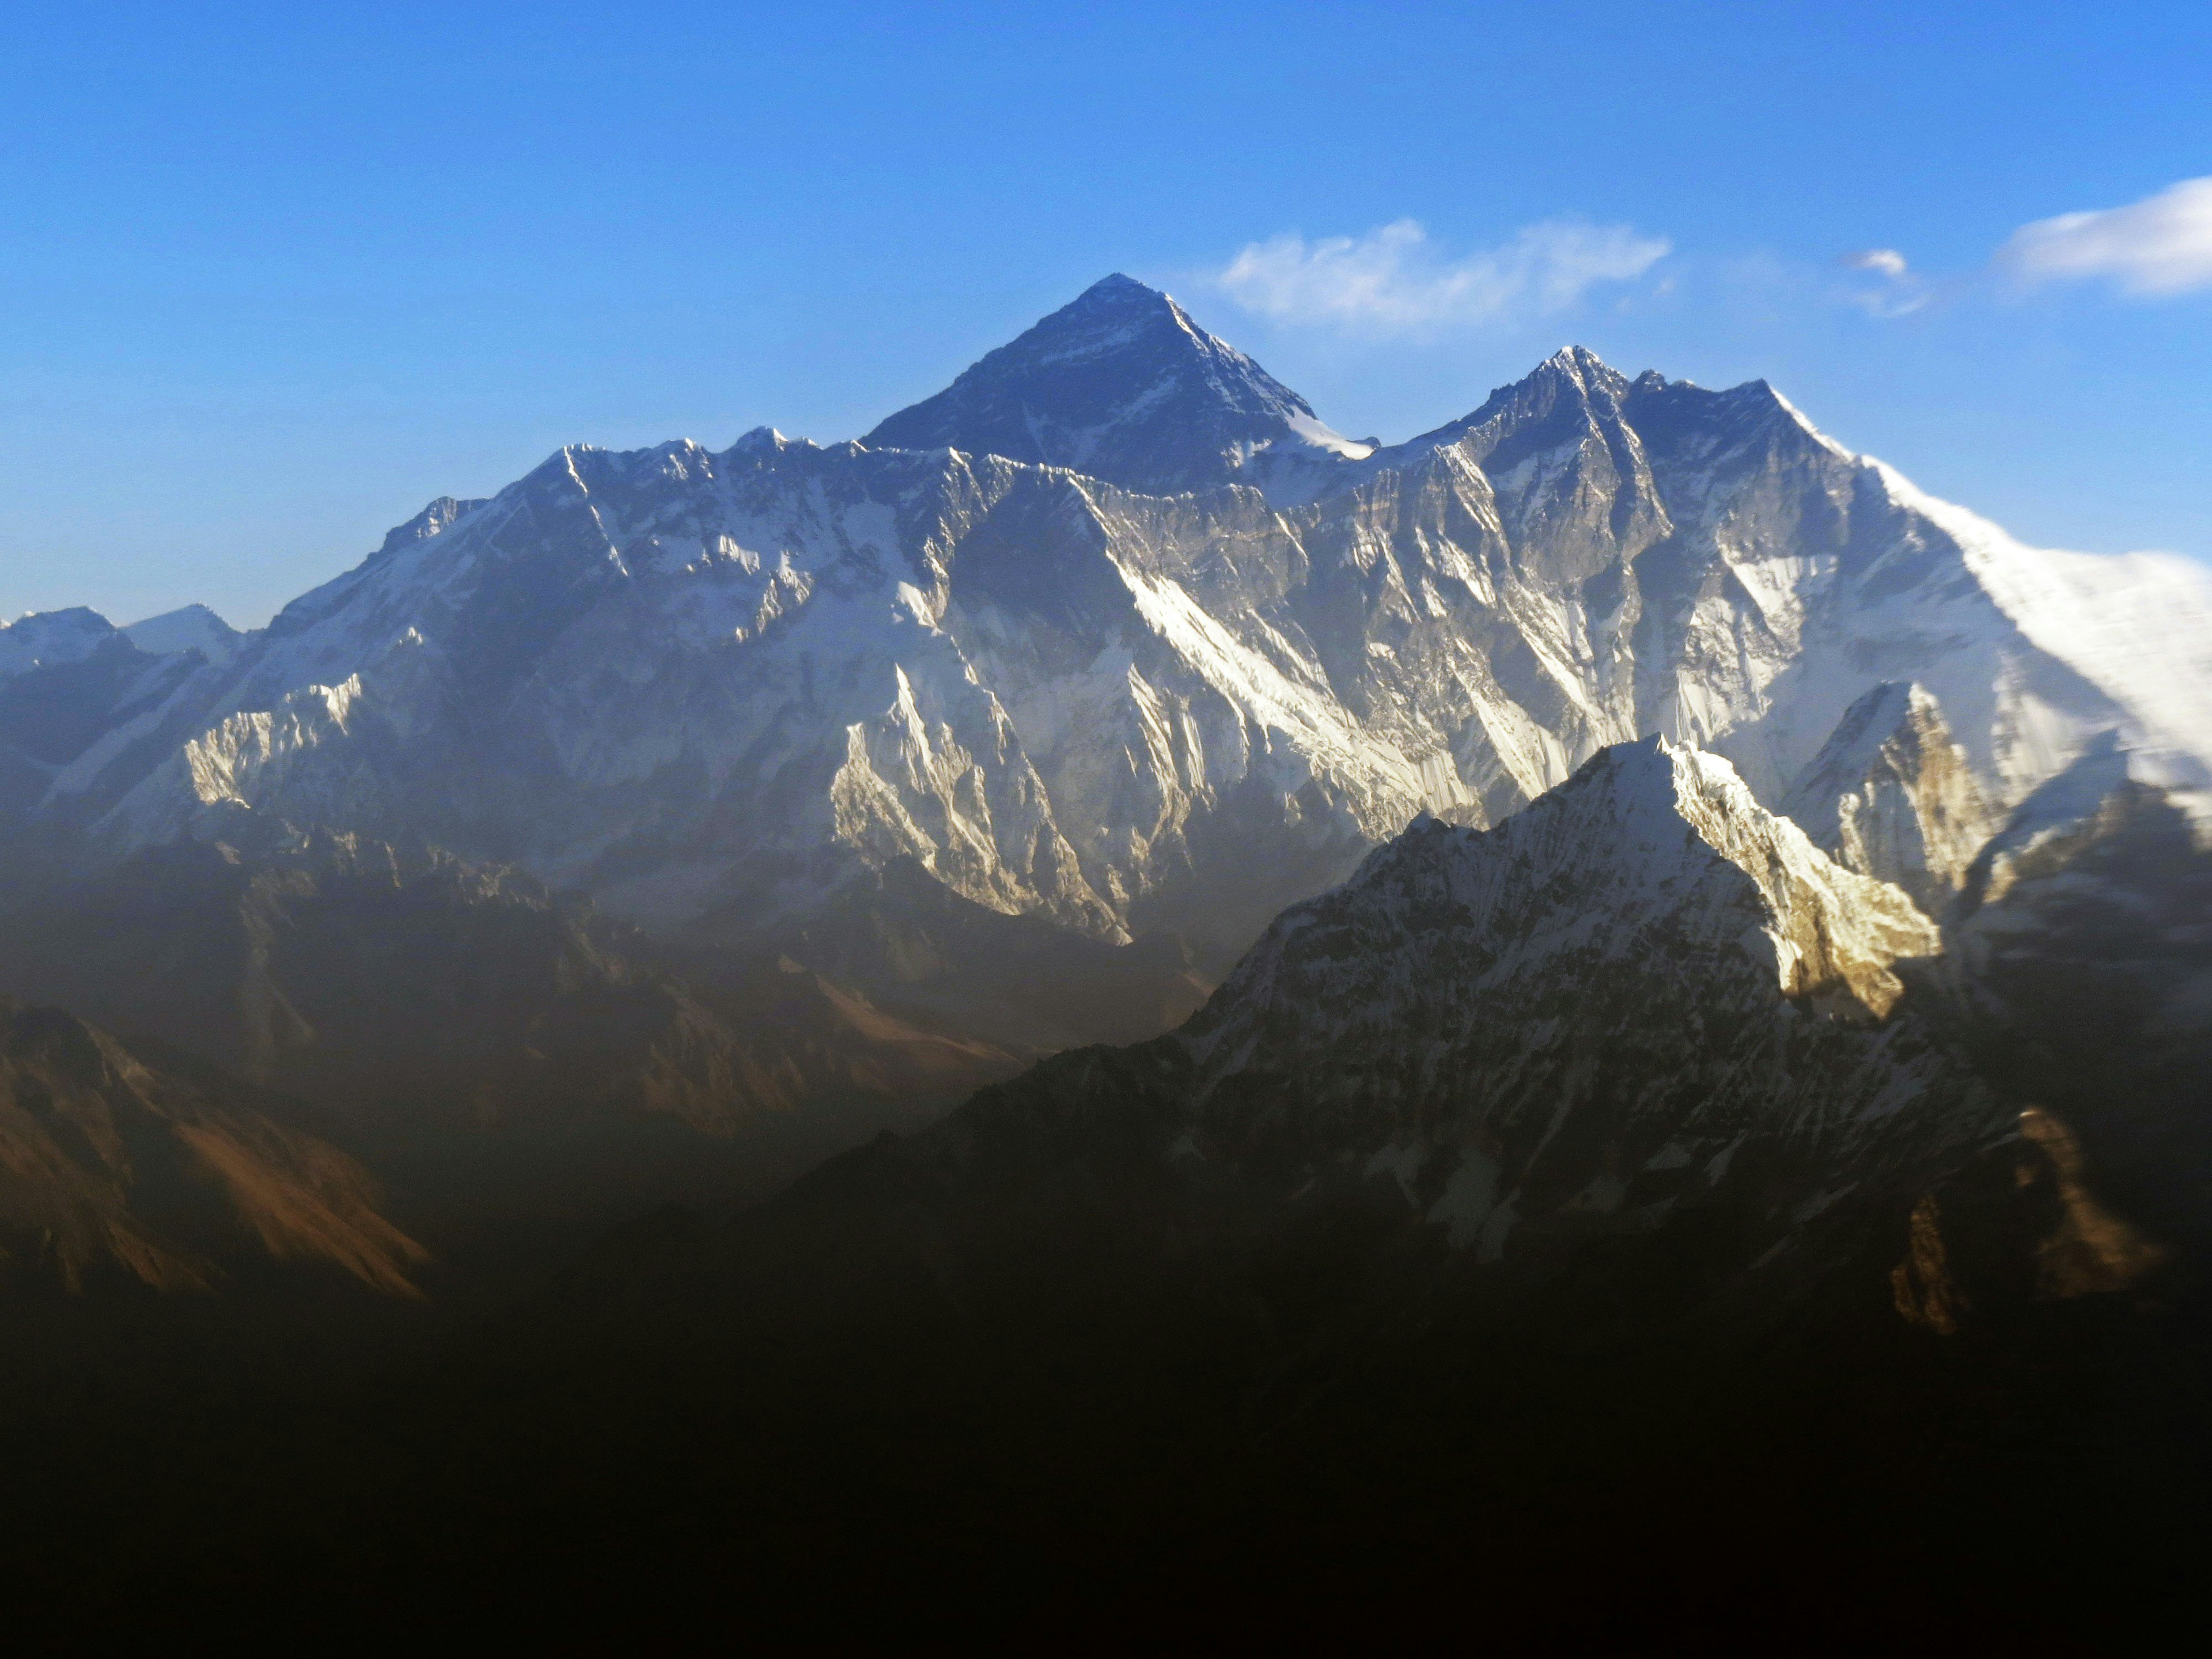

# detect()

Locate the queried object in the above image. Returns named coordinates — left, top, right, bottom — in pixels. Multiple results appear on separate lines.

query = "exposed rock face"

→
left=9, top=279, right=2212, bottom=1006
left=794, top=738, right=1981, bottom=1286
left=1782, top=681, right=1996, bottom=912
left=0, top=997, right=429, bottom=1294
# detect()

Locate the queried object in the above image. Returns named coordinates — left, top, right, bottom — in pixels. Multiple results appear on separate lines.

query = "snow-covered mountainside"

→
left=0, top=608, right=118, bottom=680
left=10, top=276, right=2212, bottom=985
left=123, top=604, right=245, bottom=666
left=1, top=603, right=245, bottom=680
left=1782, top=681, right=1996, bottom=912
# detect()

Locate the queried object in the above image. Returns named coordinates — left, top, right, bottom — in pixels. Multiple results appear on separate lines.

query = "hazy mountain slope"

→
left=1937, top=746, right=2212, bottom=1253
left=0, top=608, right=118, bottom=680
left=0, top=835, right=1021, bottom=1137
left=123, top=604, right=245, bottom=666
left=0, top=634, right=206, bottom=816
left=730, top=738, right=1985, bottom=1302
left=3, top=734, right=2205, bottom=1643
left=0, top=997, right=427, bottom=1295
left=234, top=735, right=2186, bottom=1642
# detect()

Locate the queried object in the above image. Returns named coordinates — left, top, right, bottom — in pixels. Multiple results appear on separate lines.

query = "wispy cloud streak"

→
left=1999, top=177, right=2212, bottom=296
left=1217, top=218, right=1669, bottom=329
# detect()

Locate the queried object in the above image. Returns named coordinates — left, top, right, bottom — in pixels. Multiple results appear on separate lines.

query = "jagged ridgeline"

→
left=5, top=277, right=2209, bottom=978
left=0, top=278, right=2209, bottom=1636
left=1, top=271, right=2208, bottom=1262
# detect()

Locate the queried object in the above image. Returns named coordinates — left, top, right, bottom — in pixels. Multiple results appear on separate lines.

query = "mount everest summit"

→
left=5, top=274, right=2210, bottom=990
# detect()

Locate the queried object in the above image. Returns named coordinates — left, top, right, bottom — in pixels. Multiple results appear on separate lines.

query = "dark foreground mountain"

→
left=3, top=736, right=2202, bottom=1643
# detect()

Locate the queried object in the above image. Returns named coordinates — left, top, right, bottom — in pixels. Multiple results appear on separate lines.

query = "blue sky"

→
left=3, top=1, right=2209, bottom=626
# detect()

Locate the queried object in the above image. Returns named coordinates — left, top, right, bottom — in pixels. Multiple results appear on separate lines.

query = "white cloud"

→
left=1842, top=248, right=1909, bottom=278
left=1999, top=176, right=2212, bottom=296
left=1217, top=217, right=1670, bottom=329
left=1836, top=247, right=1927, bottom=317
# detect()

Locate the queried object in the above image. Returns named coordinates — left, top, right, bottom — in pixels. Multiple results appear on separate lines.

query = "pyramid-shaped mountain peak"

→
left=1070, top=271, right=1173, bottom=308
left=1541, top=342, right=1621, bottom=376
left=862, top=276, right=1365, bottom=494
left=1521, top=343, right=1633, bottom=404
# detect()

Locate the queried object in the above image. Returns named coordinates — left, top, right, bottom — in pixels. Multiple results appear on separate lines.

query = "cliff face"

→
left=1783, top=680, right=1998, bottom=912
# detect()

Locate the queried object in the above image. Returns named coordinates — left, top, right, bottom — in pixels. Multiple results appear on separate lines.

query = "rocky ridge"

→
left=787, top=736, right=1986, bottom=1290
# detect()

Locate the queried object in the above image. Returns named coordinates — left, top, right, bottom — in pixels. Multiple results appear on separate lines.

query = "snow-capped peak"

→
left=123, top=604, right=245, bottom=666
left=1535, top=343, right=1632, bottom=396
left=861, top=274, right=1363, bottom=494
left=1203, top=737, right=1938, bottom=1046
left=0, top=607, right=118, bottom=681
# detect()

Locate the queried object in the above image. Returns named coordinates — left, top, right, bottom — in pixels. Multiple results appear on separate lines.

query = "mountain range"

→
left=1, top=276, right=2204, bottom=1102
left=1, top=276, right=2207, bottom=1638
left=9, top=277, right=2210, bottom=965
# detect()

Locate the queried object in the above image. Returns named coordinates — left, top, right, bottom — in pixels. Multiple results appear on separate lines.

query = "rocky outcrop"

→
left=1782, top=681, right=1997, bottom=912
left=774, top=738, right=1983, bottom=1295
